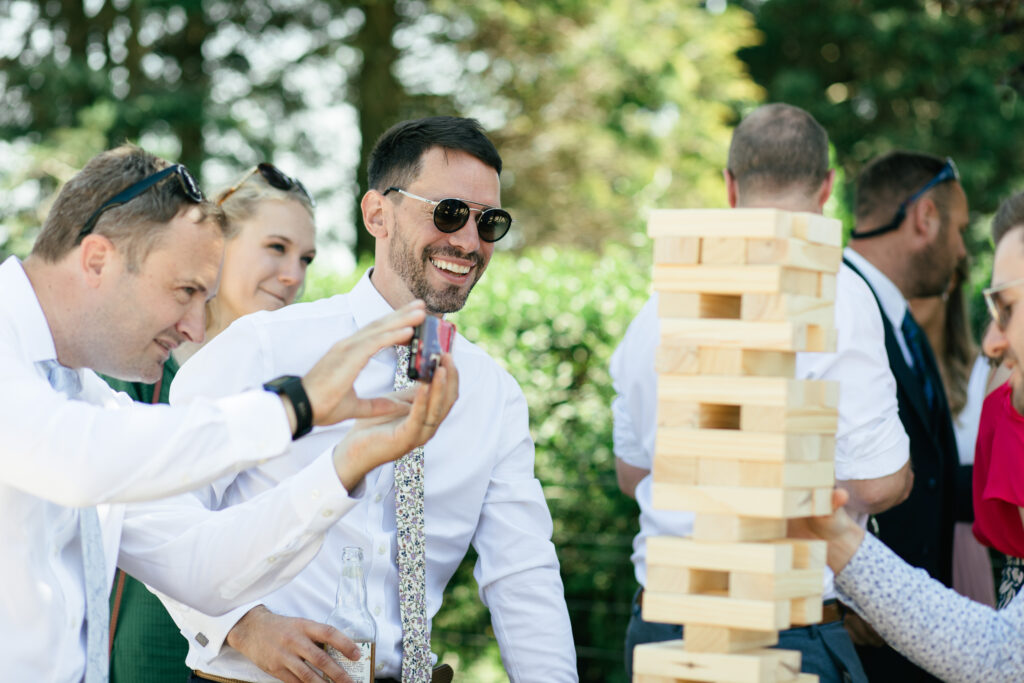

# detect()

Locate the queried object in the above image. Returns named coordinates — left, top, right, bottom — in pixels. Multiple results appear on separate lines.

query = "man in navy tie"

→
left=845, top=151, right=971, bottom=682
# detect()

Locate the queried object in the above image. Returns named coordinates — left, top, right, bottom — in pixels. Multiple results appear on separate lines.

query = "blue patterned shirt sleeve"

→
left=835, top=533, right=1024, bottom=682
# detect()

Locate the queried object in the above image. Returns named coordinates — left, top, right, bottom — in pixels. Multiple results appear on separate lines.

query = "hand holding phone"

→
left=408, top=316, right=455, bottom=382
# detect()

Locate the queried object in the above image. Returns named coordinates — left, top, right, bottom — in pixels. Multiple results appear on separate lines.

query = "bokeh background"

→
left=3, top=1, right=1024, bottom=680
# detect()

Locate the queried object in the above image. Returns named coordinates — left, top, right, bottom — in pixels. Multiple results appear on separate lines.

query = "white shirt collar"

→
left=0, top=256, right=60, bottom=363
left=843, top=247, right=909, bottom=327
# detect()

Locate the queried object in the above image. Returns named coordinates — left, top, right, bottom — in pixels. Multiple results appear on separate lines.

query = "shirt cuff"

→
left=219, top=451, right=358, bottom=601
left=172, top=599, right=258, bottom=664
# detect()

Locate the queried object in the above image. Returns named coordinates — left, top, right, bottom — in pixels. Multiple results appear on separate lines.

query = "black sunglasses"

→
left=220, top=163, right=315, bottom=207
left=78, top=164, right=204, bottom=241
left=851, top=157, right=960, bottom=239
left=383, top=187, right=512, bottom=243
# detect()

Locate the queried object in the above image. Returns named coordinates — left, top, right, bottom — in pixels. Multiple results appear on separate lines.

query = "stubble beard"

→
left=387, top=228, right=486, bottom=315
left=907, top=220, right=956, bottom=299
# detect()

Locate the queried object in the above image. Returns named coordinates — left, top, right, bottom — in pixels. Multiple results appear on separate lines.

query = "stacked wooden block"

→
left=633, top=209, right=842, bottom=683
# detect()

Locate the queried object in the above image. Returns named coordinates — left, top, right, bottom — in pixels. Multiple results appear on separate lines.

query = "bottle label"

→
left=326, top=642, right=374, bottom=682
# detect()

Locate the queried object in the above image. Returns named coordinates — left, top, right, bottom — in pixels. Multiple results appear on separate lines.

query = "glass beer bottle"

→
left=325, top=546, right=377, bottom=682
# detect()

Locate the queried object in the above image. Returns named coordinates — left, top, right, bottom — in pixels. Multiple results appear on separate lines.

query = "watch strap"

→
left=263, top=375, right=313, bottom=440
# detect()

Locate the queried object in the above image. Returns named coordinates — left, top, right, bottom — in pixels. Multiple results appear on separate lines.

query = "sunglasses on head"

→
left=852, top=157, right=960, bottom=239
left=984, top=277, right=1024, bottom=330
left=383, top=187, right=512, bottom=243
left=78, top=164, right=204, bottom=241
left=219, top=163, right=315, bottom=207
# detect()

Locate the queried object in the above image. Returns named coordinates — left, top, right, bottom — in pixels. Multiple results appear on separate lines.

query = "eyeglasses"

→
left=78, top=164, right=204, bottom=241
left=219, top=163, right=315, bottom=207
left=383, top=187, right=512, bottom=243
left=852, top=157, right=960, bottom=239
left=984, top=277, right=1024, bottom=330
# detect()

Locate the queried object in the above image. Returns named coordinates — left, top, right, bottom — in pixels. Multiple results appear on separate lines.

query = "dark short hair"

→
left=367, top=116, right=502, bottom=192
left=855, top=150, right=951, bottom=226
left=727, top=103, right=830, bottom=197
left=992, top=191, right=1024, bottom=246
left=32, top=144, right=225, bottom=269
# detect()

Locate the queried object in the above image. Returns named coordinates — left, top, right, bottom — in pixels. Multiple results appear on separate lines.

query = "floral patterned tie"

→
left=393, top=346, right=430, bottom=682
left=38, top=360, right=108, bottom=683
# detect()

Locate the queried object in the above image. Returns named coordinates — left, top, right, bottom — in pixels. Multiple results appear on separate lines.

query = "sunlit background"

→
left=3, top=1, right=1024, bottom=680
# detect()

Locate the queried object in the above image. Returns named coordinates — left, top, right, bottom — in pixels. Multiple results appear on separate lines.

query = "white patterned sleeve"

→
left=835, top=533, right=1024, bottom=682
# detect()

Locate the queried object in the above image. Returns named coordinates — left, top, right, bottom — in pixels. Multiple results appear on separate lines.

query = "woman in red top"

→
left=973, top=380, right=1024, bottom=607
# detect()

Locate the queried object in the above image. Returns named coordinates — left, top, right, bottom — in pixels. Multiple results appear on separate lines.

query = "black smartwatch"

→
left=263, top=375, right=312, bottom=440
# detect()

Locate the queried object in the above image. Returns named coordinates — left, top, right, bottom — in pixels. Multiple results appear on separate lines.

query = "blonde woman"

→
left=103, top=163, right=317, bottom=683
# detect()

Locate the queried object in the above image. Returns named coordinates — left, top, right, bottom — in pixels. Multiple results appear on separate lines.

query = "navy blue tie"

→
left=900, top=312, right=936, bottom=412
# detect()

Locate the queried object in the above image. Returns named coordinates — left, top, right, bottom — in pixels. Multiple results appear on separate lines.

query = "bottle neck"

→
left=335, top=562, right=368, bottom=611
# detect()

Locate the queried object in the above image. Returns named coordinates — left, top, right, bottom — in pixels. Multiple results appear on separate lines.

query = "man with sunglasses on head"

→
left=842, top=151, right=971, bottom=682
left=611, top=104, right=913, bottom=683
left=0, top=144, right=458, bottom=683
left=154, top=116, right=576, bottom=683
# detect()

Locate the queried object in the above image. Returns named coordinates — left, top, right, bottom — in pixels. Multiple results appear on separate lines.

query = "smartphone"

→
left=408, top=316, right=456, bottom=382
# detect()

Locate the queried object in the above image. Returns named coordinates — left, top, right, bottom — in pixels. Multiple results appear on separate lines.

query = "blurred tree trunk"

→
left=351, top=0, right=403, bottom=258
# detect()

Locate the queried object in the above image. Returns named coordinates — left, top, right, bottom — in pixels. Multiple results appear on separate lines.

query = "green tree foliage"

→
left=424, top=0, right=763, bottom=248
left=736, top=0, right=1024, bottom=328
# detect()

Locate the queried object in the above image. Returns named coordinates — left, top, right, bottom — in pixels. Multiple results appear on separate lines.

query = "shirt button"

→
left=928, top=478, right=937, bottom=489
left=374, top=606, right=382, bottom=616
left=268, top=555, right=278, bottom=563
left=322, top=509, right=334, bottom=517
left=374, top=493, right=383, bottom=503
left=311, top=489, right=321, bottom=499
left=378, top=545, right=385, bottom=555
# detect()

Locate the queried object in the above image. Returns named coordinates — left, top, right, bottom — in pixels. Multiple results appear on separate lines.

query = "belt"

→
left=379, top=663, right=455, bottom=683
left=196, top=665, right=456, bottom=683
left=193, top=672, right=251, bottom=683
left=637, top=589, right=843, bottom=624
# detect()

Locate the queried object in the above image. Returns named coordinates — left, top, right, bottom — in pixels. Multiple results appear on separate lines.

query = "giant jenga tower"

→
left=632, top=208, right=843, bottom=683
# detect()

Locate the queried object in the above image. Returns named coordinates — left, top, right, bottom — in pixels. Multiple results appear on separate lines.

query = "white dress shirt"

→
left=611, top=259, right=910, bottom=601
left=0, top=256, right=361, bottom=682
left=163, top=270, right=578, bottom=682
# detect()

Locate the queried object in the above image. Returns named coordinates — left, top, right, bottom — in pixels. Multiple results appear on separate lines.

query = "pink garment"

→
left=973, top=382, right=1024, bottom=559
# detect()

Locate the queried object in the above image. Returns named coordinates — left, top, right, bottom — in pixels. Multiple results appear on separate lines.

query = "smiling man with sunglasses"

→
left=159, top=117, right=576, bottom=683
left=0, top=144, right=458, bottom=682
left=844, top=151, right=971, bottom=683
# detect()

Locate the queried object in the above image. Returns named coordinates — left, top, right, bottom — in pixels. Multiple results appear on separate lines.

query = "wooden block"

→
left=683, top=626, right=778, bottom=654
left=791, top=212, right=842, bottom=247
left=741, top=294, right=834, bottom=326
left=656, top=429, right=833, bottom=463
left=634, top=640, right=803, bottom=683
left=653, top=454, right=698, bottom=485
left=701, top=237, right=747, bottom=265
left=746, top=238, right=842, bottom=273
left=655, top=236, right=701, bottom=264
left=768, top=539, right=827, bottom=570
left=789, top=596, right=824, bottom=625
left=648, top=208, right=792, bottom=240
left=658, top=402, right=740, bottom=429
left=695, top=460, right=834, bottom=489
left=659, top=319, right=831, bottom=352
left=659, top=292, right=742, bottom=319
left=647, top=537, right=795, bottom=574
left=657, top=347, right=796, bottom=377
left=641, top=591, right=791, bottom=630
left=740, top=405, right=838, bottom=435
left=692, top=515, right=787, bottom=543
left=729, top=569, right=825, bottom=600
left=819, top=273, right=836, bottom=299
left=646, top=566, right=729, bottom=595
left=658, top=377, right=837, bottom=409
left=652, top=264, right=821, bottom=297
left=652, top=483, right=837, bottom=519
